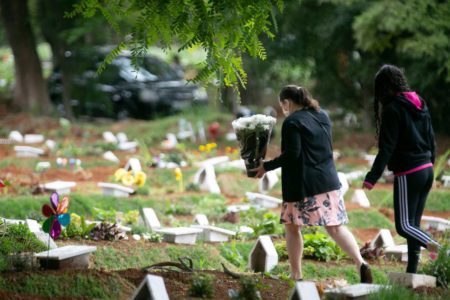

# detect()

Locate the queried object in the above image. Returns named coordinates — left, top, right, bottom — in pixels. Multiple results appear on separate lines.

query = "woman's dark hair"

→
left=373, top=64, right=410, bottom=139
left=279, top=85, right=320, bottom=111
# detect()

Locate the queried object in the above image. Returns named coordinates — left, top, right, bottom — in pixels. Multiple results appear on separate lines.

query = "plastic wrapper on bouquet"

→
left=232, top=114, right=276, bottom=177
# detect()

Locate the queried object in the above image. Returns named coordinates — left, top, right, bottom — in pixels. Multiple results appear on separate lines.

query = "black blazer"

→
left=263, top=108, right=341, bottom=202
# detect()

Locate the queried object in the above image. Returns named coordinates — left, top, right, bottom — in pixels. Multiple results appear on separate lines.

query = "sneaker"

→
left=426, top=241, right=440, bottom=253
left=360, top=263, right=373, bottom=283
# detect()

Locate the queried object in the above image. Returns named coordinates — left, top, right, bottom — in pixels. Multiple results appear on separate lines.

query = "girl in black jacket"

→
left=253, top=85, right=372, bottom=283
left=363, top=64, right=440, bottom=273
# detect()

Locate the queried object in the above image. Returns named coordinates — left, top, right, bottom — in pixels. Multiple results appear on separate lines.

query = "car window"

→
left=142, top=57, right=181, bottom=80
left=113, top=57, right=158, bottom=82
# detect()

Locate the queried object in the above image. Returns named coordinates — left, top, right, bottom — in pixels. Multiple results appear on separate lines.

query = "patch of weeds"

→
left=303, top=232, right=346, bottom=261
left=420, top=238, right=450, bottom=288
left=229, top=276, right=264, bottom=300
left=188, top=273, right=215, bottom=298
left=368, top=284, right=447, bottom=300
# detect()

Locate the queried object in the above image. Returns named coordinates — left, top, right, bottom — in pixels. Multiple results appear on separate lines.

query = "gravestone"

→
left=36, top=161, right=51, bottom=172
left=161, top=133, right=178, bottom=149
left=34, top=231, right=58, bottom=249
left=333, top=150, right=341, bottom=160
left=248, top=235, right=278, bottom=272
left=197, top=121, right=206, bottom=143
left=441, top=175, right=450, bottom=188
left=325, top=284, right=385, bottom=300
left=45, top=139, right=56, bottom=151
left=351, top=189, right=370, bottom=208
left=289, top=281, right=320, bottom=300
left=370, top=229, right=395, bottom=249
left=131, top=274, right=170, bottom=300
left=338, top=172, right=349, bottom=201
left=26, top=219, right=41, bottom=233
left=191, top=225, right=236, bottom=242
left=194, top=214, right=209, bottom=226
left=142, top=208, right=162, bottom=231
left=345, top=170, right=366, bottom=182
left=103, top=131, right=118, bottom=143
left=116, top=132, right=128, bottom=144
left=258, top=170, right=279, bottom=194
left=193, top=164, right=221, bottom=194
left=8, top=131, right=23, bottom=143
left=219, top=159, right=246, bottom=171
left=125, top=158, right=142, bottom=174
left=14, top=146, right=44, bottom=157
left=385, top=245, right=409, bottom=262
left=363, top=154, right=376, bottom=165
left=98, top=182, right=134, bottom=198
left=227, top=204, right=252, bottom=213
left=103, top=151, right=120, bottom=163
left=388, top=272, right=436, bottom=289
left=177, top=119, right=196, bottom=142
left=246, top=192, right=282, bottom=208
left=238, top=226, right=254, bottom=234
left=118, top=141, right=138, bottom=152
left=40, top=181, right=76, bottom=195
left=24, top=134, right=44, bottom=144
left=155, top=227, right=202, bottom=244
left=421, top=215, right=450, bottom=231
left=35, top=245, right=97, bottom=270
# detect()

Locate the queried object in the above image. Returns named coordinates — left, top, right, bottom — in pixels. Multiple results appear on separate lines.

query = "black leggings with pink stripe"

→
left=394, top=167, right=437, bottom=273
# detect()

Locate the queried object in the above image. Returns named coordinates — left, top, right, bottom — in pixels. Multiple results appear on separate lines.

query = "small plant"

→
left=229, top=277, right=262, bottom=300
left=122, top=210, right=140, bottom=225
left=92, top=207, right=117, bottom=223
left=249, top=211, right=283, bottom=236
left=274, top=241, right=289, bottom=260
left=303, top=232, right=345, bottom=261
left=62, top=214, right=96, bottom=239
left=188, top=273, right=215, bottom=298
left=420, top=240, right=450, bottom=288
left=147, top=232, right=163, bottom=243
left=221, top=241, right=245, bottom=268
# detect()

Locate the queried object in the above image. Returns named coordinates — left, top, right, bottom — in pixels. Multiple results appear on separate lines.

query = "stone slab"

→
left=385, top=245, right=408, bottom=262
left=248, top=235, right=278, bottom=272
left=442, top=175, right=450, bottom=188
left=345, top=170, right=366, bottom=181
left=116, top=132, right=128, bottom=143
left=118, top=141, right=138, bottom=151
left=103, top=131, right=118, bottom=143
left=388, top=272, right=436, bottom=289
left=325, top=284, right=385, bottom=300
left=218, top=159, right=246, bottom=170
left=132, top=274, right=170, bottom=300
left=36, top=161, right=51, bottom=172
left=142, top=208, right=162, bottom=231
left=195, top=156, right=230, bottom=167
left=40, top=181, right=76, bottom=195
left=194, top=214, right=209, bottom=226
left=26, top=219, right=41, bottom=233
left=24, top=134, right=44, bottom=144
left=421, top=215, right=450, bottom=231
left=246, top=192, right=282, bottom=208
left=155, top=227, right=202, bottom=244
left=8, top=130, right=23, bottom=143
left=370, top=229, right=395, bottom=249
left=98, top=182, right=134, bottom=197
left=227, top=204, right=252, bottom=213
left=258, top=170, right=279, bottom=194
left=35, top=245, right=97, bottom=260
left=103, top=151, right=120, bottom=163
left=290, top=281, right=320, bottom=300
left=191, top=225, right=235, bottom=242
left=193, top=164, right=221, bottom=194
left=351, top=189, right=370, bottom=208
left=125, top=158, right=142, bottom=173
left=14, top=146, right=44, bottom=157
left=34, top=231, right=58, bottom=249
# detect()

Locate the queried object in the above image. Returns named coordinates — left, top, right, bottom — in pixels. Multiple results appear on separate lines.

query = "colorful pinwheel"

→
left=0, top=179, right=4, bottom=188
left=42, top=192, right=71, bottom=239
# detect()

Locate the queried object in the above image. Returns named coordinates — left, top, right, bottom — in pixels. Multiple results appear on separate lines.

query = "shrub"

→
left=420, top=240, right=450, bottom=288
left=303, top=232, right=345, bottom=261
left=188, top=273, right=215, bottom=298
left=62, top=214, right=96, bottom=239
left=122, top=210, right=140, bottom=225
left=229, top=277, right=263, bottom=300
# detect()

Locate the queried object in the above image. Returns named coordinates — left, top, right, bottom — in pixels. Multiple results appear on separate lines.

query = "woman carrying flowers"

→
left=252, top=85, right=372, bottom=283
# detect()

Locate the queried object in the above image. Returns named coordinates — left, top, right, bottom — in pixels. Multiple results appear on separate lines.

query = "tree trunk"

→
left=0, top=0, right=51, bottom=114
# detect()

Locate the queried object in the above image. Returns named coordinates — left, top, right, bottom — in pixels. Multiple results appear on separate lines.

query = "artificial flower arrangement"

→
left=114, top=168, right=147, bottom=187
left=232, top=114, right=276, bottom=177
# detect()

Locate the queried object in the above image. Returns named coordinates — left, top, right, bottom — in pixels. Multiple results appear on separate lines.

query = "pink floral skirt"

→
left=280, top=190, right=348, bottom=226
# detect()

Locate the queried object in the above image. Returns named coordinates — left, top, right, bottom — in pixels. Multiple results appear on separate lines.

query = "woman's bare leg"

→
left=325, top=225, right=365, bottom=269
left=285, top=224, right=303, bottom=280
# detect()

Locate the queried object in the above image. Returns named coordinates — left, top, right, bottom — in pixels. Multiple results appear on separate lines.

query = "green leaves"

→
left=69, top=0, right=283, bottom=89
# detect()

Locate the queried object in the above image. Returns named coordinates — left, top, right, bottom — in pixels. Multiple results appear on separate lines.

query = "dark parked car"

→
left=48, top=49, right=208, bottom=119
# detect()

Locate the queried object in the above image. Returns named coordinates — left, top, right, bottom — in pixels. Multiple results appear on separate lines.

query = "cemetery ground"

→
left=0, top=107, right=449, bottom=299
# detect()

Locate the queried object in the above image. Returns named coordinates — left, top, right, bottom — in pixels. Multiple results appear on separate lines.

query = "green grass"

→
left=368, top=285, right=450, bottom=300
left=0, top=272, right=129, bottom=299
left=346, top=210, right=394, bottom=229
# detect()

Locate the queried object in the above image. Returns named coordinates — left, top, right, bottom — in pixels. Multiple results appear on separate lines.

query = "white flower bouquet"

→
left=232, top=114, right=276, bottom=177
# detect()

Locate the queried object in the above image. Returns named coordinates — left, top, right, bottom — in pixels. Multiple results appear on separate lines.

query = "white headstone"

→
left=194, top=214, right=209, bottom=226
left=225, top=132, right=237, bottom=141
left=161, top=133, right=178, bottom=149
left=248, top=235, right=278, bottom=272
left=370, top=229, right=395, bottom=249
left=385, top=244, right=409, bottom=262
left=195, top=156, right=230, bottom=167
left=197, top=121, right=207, bottom=143
left=116, top=132, right=128, bottom=144
left=103, top=151, right=120, bottom=163
left=26, top=219, right=41, bottom=233
left=155, top=227, right=202, bottom=244
left=337, top=172, right=349, bottom=201
left=98, top=182, right=134, bottom=198
left=191, top=225, right=236, bottom=242
left=345, top=170, right=366, bottom=181
left=333, top=151, right=341, bottom=160
left=258, top=170, right=279, bottom=194
left=441, top=175, right=450, bottom=188
left=246, top=192, right=282, bottom=208
left=289, top=281, right=320, bottom=300
left=125, top=158, right=142, bottom=174
left=34, top=231, right=58, bottom=249
left=118, top=141, right=138, bottom=152
left=40, top=181, right=76, bottom=195
left=421, top=215, right=450, bottom=231
left=8, top=131, right=23, bottom=143
left=103, top=131, right=118, bottom=143
left=193, top=164, right=221, bottom=194
left=14, top=146, right=44, bottom=157
left=142, top=208, right=162, bottom=231
left=363, top=154, right=376, bottom=165
left=24, top=134, right=44, bottom=144
left=388, top=272, right=436, bottom=289
left=227, top=204, right=251, bottom=213
left=325, top=284, right=384, bottom=299
left=35, top=245, right=97, bottom=260
left=238, top=226, right=254, bottom=234
left=131, top=274, right=170, bottom=300
left=45, top=139, right=56, bottom=151
left=219, top=159, right=246, bottom=171
left=36, top=161, right=51, bottom=172
left=351, top=189, right=370, bottom=208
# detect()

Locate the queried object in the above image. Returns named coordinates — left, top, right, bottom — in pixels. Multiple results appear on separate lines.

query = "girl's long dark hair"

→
left=279, top=85, right=320, bottom=111
left=373, top=65, right=410, bottom=138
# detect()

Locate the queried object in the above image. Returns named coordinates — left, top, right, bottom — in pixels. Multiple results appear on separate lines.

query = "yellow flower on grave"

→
left=70, top=213, right=81, bottom=227
left=199, top=145, right=206, bottom=152
left=114, top=168, right=127, bottom=181
left=134, top=171, right=147, bottom=187
left=209, top=143, right=217, bottom=149
left=122, top=172, right=135, bottom=186
left=174, top=167, right=183, bottom=181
